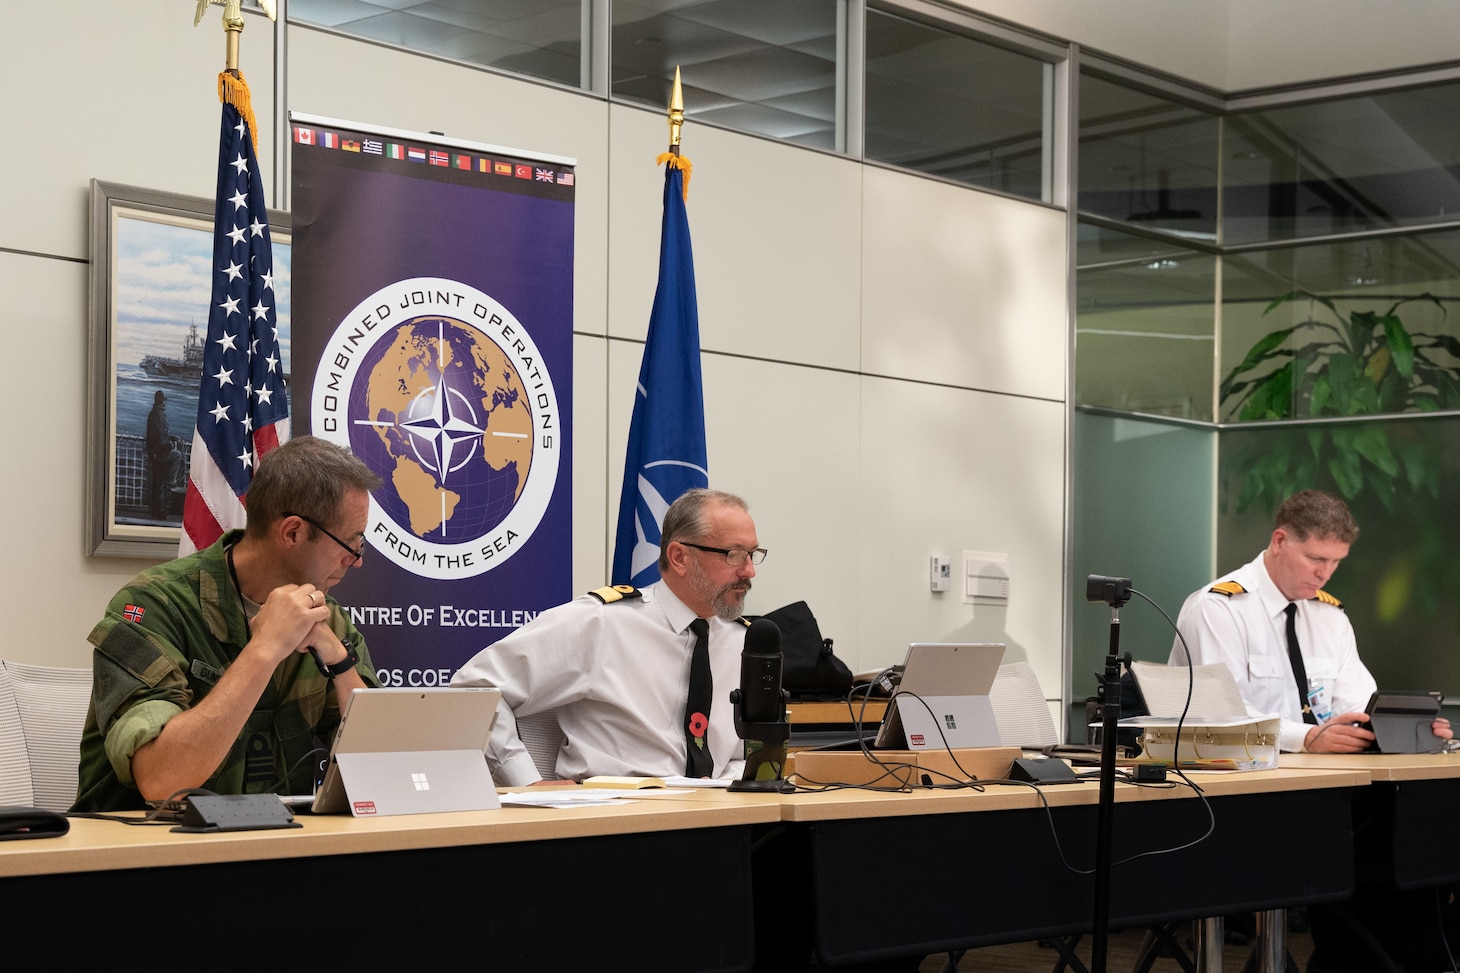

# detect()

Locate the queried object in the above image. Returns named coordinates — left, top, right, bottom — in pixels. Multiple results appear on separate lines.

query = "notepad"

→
left=581, top=776, right=668, bottom=789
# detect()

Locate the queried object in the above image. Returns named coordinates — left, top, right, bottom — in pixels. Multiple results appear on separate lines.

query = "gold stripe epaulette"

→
left=1314, top=589, right=1344, bottom=609
left=1208, top=581, right=1247, bottom=597
left=588, top=584, right=642, bottom=603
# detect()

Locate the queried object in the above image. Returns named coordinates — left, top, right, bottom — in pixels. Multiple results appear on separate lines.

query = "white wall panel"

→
left=861, top=167, right=1067, bottom=402
left=2, top=7, right=273, bottom=259
left=856, top=375, right=1066, bottom=697
left=607, top=107, right=865, bottom=372
left=571, top=334, right=610, bottom=593
left=602, top=342, right=865, bottom=655
left=0, top=253, right=149, bottom=668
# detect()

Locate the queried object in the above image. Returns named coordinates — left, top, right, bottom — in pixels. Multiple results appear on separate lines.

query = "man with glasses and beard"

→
left=453, top=488, right=764, bottom=785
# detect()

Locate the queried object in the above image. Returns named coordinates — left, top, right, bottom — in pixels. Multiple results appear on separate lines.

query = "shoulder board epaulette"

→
left=1313, top=589, right=1344, bottom=609
left=588, top=584, right=642, bottom=604
left=1208, top=581, right=1247, bottom=597
left=737, top=617, right=751, bottom=627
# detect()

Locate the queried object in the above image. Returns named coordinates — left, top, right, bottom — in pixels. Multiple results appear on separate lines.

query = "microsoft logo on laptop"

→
left=412, top=773, right=431, bottom=792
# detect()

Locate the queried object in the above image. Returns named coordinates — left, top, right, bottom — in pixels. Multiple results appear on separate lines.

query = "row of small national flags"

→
left=293, top=125, right=574, bottom=185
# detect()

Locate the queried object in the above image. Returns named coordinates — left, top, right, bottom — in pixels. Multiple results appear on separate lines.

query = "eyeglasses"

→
left=284, top=511, right=364, bottom=564
left=680, top=542, right=768, bottom=566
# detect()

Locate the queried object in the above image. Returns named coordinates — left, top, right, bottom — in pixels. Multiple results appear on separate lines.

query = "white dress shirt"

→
left=452, top=580, right=748, bottom=785
left=1169, top=550, right=1376, bottom=753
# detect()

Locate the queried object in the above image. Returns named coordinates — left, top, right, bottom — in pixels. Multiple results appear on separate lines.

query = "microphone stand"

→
left=1087, top=575, right=1133, bottom=973
left=728, top=688, right=790, bottom=792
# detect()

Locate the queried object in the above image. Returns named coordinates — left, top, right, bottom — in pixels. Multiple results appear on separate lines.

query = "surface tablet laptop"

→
left=1364, top=690, right=1446, bottom=755
left=874, top=643, right=1005, bottom=751
left=310, top=687, right=503, bottom=816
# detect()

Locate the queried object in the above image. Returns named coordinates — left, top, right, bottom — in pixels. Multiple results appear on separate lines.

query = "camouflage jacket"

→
left=73, top=531, right=378, bottom=811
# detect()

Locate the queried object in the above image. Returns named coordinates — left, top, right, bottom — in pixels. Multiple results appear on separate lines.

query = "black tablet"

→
left=1364, top=690, right=1445, bottom=754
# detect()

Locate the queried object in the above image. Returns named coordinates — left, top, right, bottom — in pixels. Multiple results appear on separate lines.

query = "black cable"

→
left=797, top=644, right=1217, bottom=870
left=66, top=786, right=217, bottom=825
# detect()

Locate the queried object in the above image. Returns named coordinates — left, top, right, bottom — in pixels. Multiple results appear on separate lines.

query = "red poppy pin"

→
left=688, top=712, right=708, bottom=749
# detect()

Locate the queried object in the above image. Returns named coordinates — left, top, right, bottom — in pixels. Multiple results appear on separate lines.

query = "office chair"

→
left=0, top=661, right=92, bottom=812
left=990, top=660, right=1061, bottom=748
left=516, top=710, right=565, bottom=781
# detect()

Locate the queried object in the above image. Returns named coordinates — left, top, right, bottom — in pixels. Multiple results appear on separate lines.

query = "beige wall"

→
left=2, top=8, right=1071, bottom=727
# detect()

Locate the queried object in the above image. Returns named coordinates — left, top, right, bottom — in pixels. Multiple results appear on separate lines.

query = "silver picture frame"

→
left=85, top=179, right=291, bottom=557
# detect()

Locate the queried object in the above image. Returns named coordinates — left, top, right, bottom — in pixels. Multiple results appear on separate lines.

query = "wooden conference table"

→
left=1283, top=752, right=1460, bottom=889
left=0, top=765, right=1369, bottom=971
left=0, top=798, right=777, bottom=970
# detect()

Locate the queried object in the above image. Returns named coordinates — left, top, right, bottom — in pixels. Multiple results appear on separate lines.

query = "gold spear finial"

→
left=667, top=66, right=685, bottom=155
left=193, top=1, right=277, bottom=74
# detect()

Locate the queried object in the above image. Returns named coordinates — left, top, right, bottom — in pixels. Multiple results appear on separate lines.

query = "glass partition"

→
left=1224, top=79, right=1460, bottom=245
left=1076, top=223, right=1217, bottom=419
left=1069, top=410, right=1215, bottom=740
left=864, top=7, right=1051, bottom=200
left=611, top=0, right=840, bottom=149
left=1220, top=232, right=1460, bottom=427
left=290, top=0, right=586, bottom=87
left=1078, top=72, right=1219, bottom=242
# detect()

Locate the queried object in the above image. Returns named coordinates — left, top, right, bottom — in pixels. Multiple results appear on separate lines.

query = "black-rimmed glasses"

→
left=284, top=511, right=364, bottom=563
left=680, top=542, right=768, bottom=566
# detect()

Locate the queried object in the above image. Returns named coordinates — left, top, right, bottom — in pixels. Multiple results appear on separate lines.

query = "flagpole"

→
left=193, top=1, right=279, bottom=75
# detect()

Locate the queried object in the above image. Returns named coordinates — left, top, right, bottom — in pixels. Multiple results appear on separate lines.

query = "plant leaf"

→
left=1380, top=314, right=1416, bottom=379
left=1351, top=425, right=1399, bottom=477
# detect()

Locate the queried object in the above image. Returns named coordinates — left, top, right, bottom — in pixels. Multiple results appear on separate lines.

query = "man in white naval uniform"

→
left=1171, top=489, right=1449, bottom=752
left=453, top=488, right=764, bottom=785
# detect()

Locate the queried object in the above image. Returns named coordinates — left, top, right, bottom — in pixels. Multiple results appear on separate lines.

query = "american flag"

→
left=180, top=72, right=289, bottom=555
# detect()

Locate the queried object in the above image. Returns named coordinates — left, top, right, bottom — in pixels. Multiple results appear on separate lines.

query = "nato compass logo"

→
left=313, top=276, right=559, bottom=580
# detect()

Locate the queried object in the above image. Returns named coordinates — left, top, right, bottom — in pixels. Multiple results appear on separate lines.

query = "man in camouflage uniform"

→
left=74, top=437, right=382, bottom=811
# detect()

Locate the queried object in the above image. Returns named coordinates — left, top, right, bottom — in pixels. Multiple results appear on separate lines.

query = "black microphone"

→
left=1086, top=574, right=1133, bottom=608
left=738, top=617, right=784, bottom=724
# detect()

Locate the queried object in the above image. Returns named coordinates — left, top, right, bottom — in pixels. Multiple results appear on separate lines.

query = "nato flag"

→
left=611, top=160, right=708, bottom=587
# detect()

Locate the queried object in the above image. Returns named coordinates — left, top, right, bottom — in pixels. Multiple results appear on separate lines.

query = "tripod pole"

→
left=1091, top=604, right=1124, bottom=973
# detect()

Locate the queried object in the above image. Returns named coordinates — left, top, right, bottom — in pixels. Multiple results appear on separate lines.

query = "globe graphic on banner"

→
left=348, top=315, right=532, bottom=543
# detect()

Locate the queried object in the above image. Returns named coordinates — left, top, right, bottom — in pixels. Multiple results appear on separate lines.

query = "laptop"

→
left=307, top=687, right=503, bottom=816
left=874, top=643, right=1005, bottom=751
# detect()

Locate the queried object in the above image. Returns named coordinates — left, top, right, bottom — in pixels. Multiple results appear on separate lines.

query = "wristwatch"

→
left=310, top=638, right=359, bottom=678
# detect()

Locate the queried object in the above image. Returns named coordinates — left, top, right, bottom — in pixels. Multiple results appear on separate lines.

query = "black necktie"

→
left=683, top=618, right=714, bottom=777
left=1284, top=603, right=1318, bottom=725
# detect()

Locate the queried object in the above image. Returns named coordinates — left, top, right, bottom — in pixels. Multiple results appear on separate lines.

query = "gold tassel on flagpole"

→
left=656, top=152, right=692, bottom=200
left=218, top=71, right=260, bottom=154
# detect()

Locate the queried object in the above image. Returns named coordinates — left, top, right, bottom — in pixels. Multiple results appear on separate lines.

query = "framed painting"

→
left=85, top=180, right=291, bottom=557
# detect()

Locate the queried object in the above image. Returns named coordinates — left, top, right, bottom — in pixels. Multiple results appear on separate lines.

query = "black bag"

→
left=751, top=601, right=853, bottom=699
left=0, top=806, right=69, bottom=840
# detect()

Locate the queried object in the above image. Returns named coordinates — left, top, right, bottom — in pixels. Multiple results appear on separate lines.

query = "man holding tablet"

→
left=1169, top=489, right=1450, bottom=753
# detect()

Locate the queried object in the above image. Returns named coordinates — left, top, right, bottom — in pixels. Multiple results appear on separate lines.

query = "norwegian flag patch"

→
left=122, top=604, right=146, bottom=623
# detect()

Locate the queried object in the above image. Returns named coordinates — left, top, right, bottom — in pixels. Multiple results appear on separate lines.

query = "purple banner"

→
left=290, top=116, right=574, bottom=685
